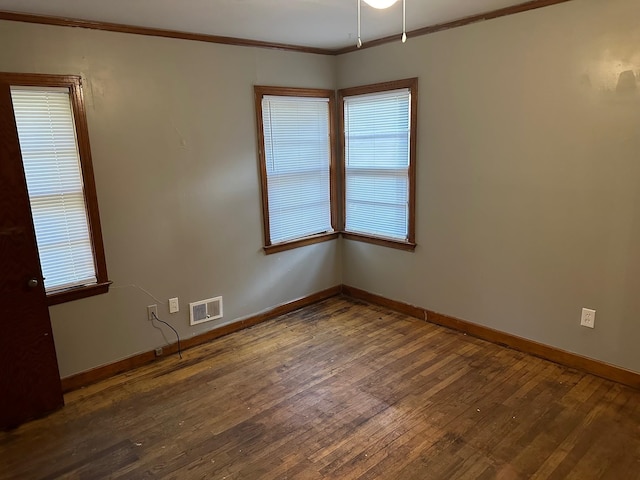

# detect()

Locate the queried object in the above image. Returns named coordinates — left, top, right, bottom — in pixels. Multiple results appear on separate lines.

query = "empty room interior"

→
left=1, top=0, right=639, bottom=478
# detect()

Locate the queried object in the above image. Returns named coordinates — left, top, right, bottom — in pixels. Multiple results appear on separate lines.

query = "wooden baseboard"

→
left=63, top=283, right=639, bottom=392
left=342, top=285, right=640, bottom=390
left=61, top=285, right=342, bottom=392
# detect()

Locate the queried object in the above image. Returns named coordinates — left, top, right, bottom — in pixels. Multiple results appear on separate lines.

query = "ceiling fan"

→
left=358, top=0, right=406, bottom=48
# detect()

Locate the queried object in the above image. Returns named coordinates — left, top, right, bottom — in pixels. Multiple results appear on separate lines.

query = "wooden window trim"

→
left=254, top=86, right=338, bottom=254
left=338, top=78, right=418, bottom=251
left=263, top=232, right=340, bottom=255
left=47, top=281, right=112, bottom=306
left=0, top=72, right=110, bottom=303
left=341, top=232, right=416, bottom=252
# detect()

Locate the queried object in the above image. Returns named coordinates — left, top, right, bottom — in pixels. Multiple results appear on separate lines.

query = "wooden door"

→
left=0, top=84, right=64, bottom=430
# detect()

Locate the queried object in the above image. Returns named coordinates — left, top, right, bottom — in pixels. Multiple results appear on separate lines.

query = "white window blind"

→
left=11, top=87, right=97, bottom=293
left=262, top=95, right=333, bottom=244
left=344, top=88, right=411, bottom=241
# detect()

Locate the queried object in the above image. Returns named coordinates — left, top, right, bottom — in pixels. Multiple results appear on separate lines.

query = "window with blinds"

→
left=340, top=79, right=417, bottom=250
left=256, top=87, right=336, bottom=252
left=10, top=86, right=97, bottom=293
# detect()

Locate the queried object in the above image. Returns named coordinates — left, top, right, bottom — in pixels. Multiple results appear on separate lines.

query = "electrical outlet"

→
left=581, top=308, right=595, bottom=329
left=169, top=297, right=179, bottom=314
left=147, top=304, right=157, bottom=321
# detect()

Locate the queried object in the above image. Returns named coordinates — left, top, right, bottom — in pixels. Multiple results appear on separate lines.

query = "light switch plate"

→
left=169, top=297, right=179, bottom=314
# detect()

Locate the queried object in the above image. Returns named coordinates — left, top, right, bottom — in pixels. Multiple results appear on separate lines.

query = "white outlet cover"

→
left=580, top=308, right=595, bottom=329
left=169, top=297, right=179, bottom=314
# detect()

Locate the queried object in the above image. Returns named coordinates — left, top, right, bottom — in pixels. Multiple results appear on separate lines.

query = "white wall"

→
left=0, top=20, right=341, bottom=377
left=337, top=0, right=640, bottom=372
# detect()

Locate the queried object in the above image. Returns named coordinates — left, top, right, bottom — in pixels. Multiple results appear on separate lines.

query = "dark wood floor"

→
left=2, top=296, right=640, bottom=479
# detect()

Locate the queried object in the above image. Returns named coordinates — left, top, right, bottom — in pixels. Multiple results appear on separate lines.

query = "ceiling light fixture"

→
left=363, top=0, right=398, bottom=8
left=357, top=0, right=407, bottom=48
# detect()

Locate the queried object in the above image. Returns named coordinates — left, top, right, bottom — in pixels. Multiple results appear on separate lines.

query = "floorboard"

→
left=1, top=296, right=639, bottom=479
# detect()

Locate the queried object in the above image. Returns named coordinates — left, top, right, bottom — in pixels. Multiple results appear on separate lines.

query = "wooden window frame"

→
left=338, top=78, right=418, bottom=252
left=0, top=72, right=110, bottom=305
left=254, top=86, right=339, bottom=254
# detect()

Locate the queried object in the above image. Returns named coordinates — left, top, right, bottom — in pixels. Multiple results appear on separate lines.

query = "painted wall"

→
left=1, top=0, right=639, bottom=378
left=0, top=20, right=341, bottom=377
left=338, top=0, right=640, bottom=372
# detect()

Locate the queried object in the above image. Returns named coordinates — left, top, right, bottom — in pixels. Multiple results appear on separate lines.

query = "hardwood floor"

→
left=1, top=296, right=639, bottom=479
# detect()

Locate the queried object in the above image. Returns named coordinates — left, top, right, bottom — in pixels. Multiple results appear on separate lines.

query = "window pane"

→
left=262, top=95, right=333, bottom=244
left=344, top=88, right=411, bottom=241
left=11, top=87, right=97, bottom=292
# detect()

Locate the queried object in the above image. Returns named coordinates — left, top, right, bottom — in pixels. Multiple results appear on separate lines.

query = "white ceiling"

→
left=0, top=0, right=538, bottom=50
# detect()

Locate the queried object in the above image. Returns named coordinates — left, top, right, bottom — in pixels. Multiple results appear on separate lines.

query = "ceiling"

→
left=0, top=0, right=540, bottom=50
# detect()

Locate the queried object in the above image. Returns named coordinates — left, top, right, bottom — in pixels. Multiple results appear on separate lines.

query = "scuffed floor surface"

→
left=1, top=296, right=640, bottom=479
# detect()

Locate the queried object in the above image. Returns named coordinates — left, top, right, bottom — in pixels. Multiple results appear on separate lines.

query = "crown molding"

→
left=1, top=1, right=574, bottom=56
left=334, top=0, right=574, bottom=54
left=0, top=10, right=335, bottom=55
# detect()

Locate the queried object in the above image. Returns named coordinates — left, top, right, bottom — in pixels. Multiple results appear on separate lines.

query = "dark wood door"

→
left=0, top=84, right=64, bottom=430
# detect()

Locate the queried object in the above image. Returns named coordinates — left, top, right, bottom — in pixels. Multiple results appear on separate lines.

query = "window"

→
left=1, top=73, right=109, bottom=305
left=254, top=86, right=338, bottom=253
left=339, top=78, right=418, bottom=251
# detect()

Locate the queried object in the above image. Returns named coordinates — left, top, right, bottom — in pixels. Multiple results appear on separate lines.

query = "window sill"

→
left=47, top=281, right=112, bottom=306
left=264, top=232, right=339, bottom=255
left=342, top=232, right=416, bottom=252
